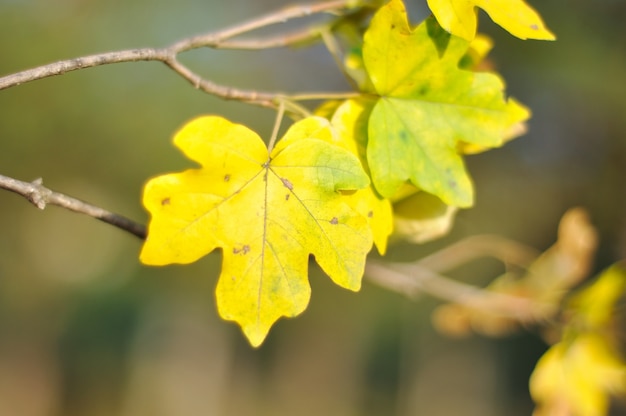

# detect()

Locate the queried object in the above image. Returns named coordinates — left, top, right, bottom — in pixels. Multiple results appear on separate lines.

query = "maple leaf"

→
left=362, top=0, right=529, bottom=207
left=140, top=116, right=373, bottom=347
left=326, top=99, right=393, bottom=255
left=427, top=0, right=556, bottom=41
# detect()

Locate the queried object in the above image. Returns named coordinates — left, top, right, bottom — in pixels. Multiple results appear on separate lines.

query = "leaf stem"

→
left=267, top=100, right=286, bottom=154
left=288, top=91, right=361, bottom=101
left=319, top=29, right=360, bottom=91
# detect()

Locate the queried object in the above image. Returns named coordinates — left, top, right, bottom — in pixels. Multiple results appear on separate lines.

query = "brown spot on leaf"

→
left=367, top=211, right=374, bottom=218
left=224, top=174, right=231, bottom=182
left=285, top=194, right=290, bottom=201
left=281, top=177, right=293, bottom=190
left=330, top=217, right=339, bottom=225
left=161, top=197, right=170, bottom=206
left=530, top=24, right=539, bottom=30
left=233, top=245, right=251, bottom=255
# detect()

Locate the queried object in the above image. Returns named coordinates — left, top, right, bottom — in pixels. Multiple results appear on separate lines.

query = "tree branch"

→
left=0, top=49, right=169, bottom=90
left=365, top=261, right=551, bottom=323
left=416, top=234, right=541, bottom=274
left=0, top=174, right=146, bottom=240
left=0, top=0, right=362, bottom=107
left=167, top=0, right=354, bottom=53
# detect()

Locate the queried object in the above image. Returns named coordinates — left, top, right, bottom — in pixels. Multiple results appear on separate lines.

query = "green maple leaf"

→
left=362, top=0, right=528, bottom=207
left=140, top=116, right=373, bottom=347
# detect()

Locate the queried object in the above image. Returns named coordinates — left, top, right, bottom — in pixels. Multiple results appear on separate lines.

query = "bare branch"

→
left=416, top=234, right=541, bottom=273
left=168, top=0, right=355, bottom=53
left=217, top=27, right=323, bottom=50
left=0, top=0, right=361, bottom=105
left=365, top=261, right=551, bottom=323
left=0, top=49, right=169, bottom=90
left=0, top=174, right=146, bottom=240
left=162, top=58, right=276, bottom=105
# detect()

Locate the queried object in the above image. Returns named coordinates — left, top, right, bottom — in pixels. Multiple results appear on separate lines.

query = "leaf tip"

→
left=243, top=327, right=269, bottom=348
left=521, top=25, right=556, bottom=41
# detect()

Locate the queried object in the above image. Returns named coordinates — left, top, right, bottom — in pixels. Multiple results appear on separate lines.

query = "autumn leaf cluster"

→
left=140, top=0, right=553, bottom=347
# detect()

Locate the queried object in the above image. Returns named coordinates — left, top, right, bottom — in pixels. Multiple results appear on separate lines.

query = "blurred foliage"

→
left=0, top=0, right=625, bottom=415
left=530, top=264, right=626, bottom=416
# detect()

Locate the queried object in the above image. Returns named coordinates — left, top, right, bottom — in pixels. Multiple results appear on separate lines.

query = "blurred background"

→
left=0, top=0, right=624, bottom=415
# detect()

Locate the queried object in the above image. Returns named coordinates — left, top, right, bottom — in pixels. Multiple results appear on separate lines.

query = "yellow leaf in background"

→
left=526, top=207, right=598, bottom=299
left=140, top=116, right=373, bottom=346
left=427, top=0, right=556, bottom=41
left=432, top=207, right=598, bottom=337
left=393, top=191, right=458, bottom=244
left=568, top=262, right=626, bottom=329
left=530, top=334, right=626, bottom=416
left=468, top=33, right=493, bottom=61
left=531, top=263, right=626, bottom=415
left=328, top=99, right=393, bottom=255
left=459, top=33, right=494, bottom=70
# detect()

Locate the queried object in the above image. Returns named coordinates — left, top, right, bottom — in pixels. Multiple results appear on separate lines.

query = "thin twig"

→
left=0, top=49, right=169, bottom=90
left=416, top=234, right=541, bottom=273
left=162, top=58, right=275, bottom=104
left=288, top=91, right=362, bottom=101
left=365, top=261, right=551, bottom=322
left=168, top=0, right=353, bottom=53
left=319, top=29, right=360, bottom=91
left=267, top=100, right=286, bottom=153
left=217, top=26, right=323, bottom=50
left=0, top=0, right=361, bottom=106
left=0, top=174, right=146, bottom=240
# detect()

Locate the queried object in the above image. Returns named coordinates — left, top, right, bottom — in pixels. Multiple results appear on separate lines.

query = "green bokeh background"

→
left=1, top=1, right=625, bottom=415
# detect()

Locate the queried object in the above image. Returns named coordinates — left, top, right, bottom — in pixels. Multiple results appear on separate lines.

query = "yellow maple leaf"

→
left=530, top=334, right=626, bottom=416
left=326, top=99, right=394, bottom=255
left=140, top=116, right=373, bottom=346
left=427, top=0, right=556, bottom=41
